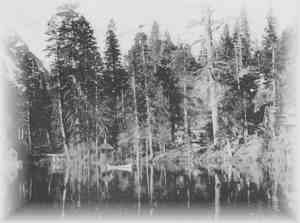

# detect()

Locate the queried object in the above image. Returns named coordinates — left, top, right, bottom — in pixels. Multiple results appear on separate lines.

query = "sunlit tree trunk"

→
left=95, top=75, right=99, bottom=193
left=205, top=8, right=218, bottom=146
left=227, top=165, right=232, bottom=204
left=121, top=89, right=125, bottom=126
left=238, top=19, right=249, bottom=139
left=27, top=101, right=32, bottom=152
left=146, top=141, right=150, bottom=195
left=150, top=164, right=154, bottom=203
left=209, top=75, right=218, bottom=146
left=272, top=179, right=279, bottom=211
left=187, top=176, right=190, bottom=208
left=214, top=173, right=220, bottom=220
left=57, top=85, right=70, bottom=163
left=48, top=174, right=53, bottom=195
left=141, top=42, right=154, bottom=160
left=145, top=85, right=153, bottom=159
left=56, top=47, right=71, bottom=163
left=246, top=177, right=250, bottom=205
left=62, top=167, right=70, bottom=217
left=46, top=130, right=51, bottom=147
left=183, top=72, right=189, bottom=145
left=131, top=69, right=141, bottom=204
left=77, top=164, right=81, bottom=207
left=240, top=33, right=248, bottom=139
left=271, top=45, right=277, bottom=137
left=243, top=93, right=248, bottom=138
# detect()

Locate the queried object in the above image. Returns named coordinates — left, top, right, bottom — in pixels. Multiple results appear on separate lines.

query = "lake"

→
left=8, top=156, right=294, bottom=221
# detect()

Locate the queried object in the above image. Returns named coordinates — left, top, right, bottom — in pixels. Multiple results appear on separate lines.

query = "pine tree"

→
left=149, top=21, right=161, bottom=71
left=231, top=8, right=255, bottom=140
left=104, top=19, right=122, bottom=74
left=140, top=32, right=154, bottom=159
left=103, top=19, right=128, bottom=147
left=276, top=28, right=296, bottom=121
left=170, top=44, right=197, bottom=146
left=261, top=8, right=278, bottom=75
left=260, top=9, right=279, bottom=137
left=218, top=24, right=234, bottom=61
left=158, top=31, right=181, bottom=141
left=205, top=8, right=219, bottom=145
left=233, top=20, right=239, bottom=45
left=149, top=21, right=170, bottom=157
left=233, top=7, right=251, bottom=67
left=123, top=32, right=159, bottom=159
left=277, top=29, right=292, bottom=73
left=45, top=5, right=103, bottom=151
left=240, top=7, right=251, bottom=66
left=20, top=53, right=52, bottom=148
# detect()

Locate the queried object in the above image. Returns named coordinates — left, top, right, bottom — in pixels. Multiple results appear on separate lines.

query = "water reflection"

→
left=10, top=158, right=291, bottom=220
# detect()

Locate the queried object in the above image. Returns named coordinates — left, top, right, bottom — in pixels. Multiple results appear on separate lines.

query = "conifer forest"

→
left=0, top=1, right=297, bottom=221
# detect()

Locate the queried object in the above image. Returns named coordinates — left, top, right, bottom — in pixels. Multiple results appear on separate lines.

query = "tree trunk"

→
left=57, top=79, right=71, bottom=163
left=182, top=63, right=192, bottom=172
left=234, top=45, right=241, bottom=90
left=145, top=140, right=150, bottom=195
left=141, top=42, right=153, bottom=160
left=150, top=164, right=154, bottom=203
left=131, top=70, right=140, bottom=201
left=205, top=8, right=218, bottom=146
left=95, top=76, right=99, bottom=192
left=62, top=166, right=69, bottom=217
left=209, top=75, right=218, bottom=145
left=121, top=89, right=125, bottom=127
left=243, top=91, right=248, bottom=138
left=46, top=130, right=51, bottom=148
left=56, top=46, right=71, bottom=162
left=237, top=18, right=248, bottom=139
left=183, top=73, right=189, bottom=145
left=271, top=45, right=277, bottom=137
left=27, top=102, right=32, bottom=153
left=272, top=179, right=279, bottom=211
left=145, top=83, right=153, bottom=159
left=214, top=173, right=220, bottom=220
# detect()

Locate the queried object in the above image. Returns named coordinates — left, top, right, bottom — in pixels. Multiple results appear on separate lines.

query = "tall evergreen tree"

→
left=149, top=21, right=161, bottom=70
left=6, top=35, right=52, bottom=150
left=218, top=24, right=234, bottom=61
left=124, top=31, right=163, bottom=158
left=45, top=4, right=103, bottom=150
left=261, top=8, right=278, bottom=75
left=104, top=19, right=121, bottom=73
left=233, top=7, right=251, bottom=67
left=239, top=7, right=251, bottom=66
left=103, top=19, right=128, bottom=147
left=277, top=29, right=293, bottom=73
left=20, top=54, right=52, bottom=147
left=158, top=32, right=182, bottom=141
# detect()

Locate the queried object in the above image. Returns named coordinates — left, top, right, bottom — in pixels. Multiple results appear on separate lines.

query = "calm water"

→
left=9, top=157, right=294, bottom=220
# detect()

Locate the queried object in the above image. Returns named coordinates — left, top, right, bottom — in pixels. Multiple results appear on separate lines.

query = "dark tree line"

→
left=12, top=4, right=295, bottom=162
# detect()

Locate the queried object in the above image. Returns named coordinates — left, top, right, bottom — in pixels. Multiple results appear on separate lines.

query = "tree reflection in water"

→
left=12, top=157, right=292, bottom=219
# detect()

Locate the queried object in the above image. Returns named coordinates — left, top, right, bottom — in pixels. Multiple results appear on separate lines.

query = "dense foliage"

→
left=10, top=4, right=295, bottom=163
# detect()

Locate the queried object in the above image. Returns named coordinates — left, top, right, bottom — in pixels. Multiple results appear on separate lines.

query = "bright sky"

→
left=0, top=0, right=298, bottom=65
